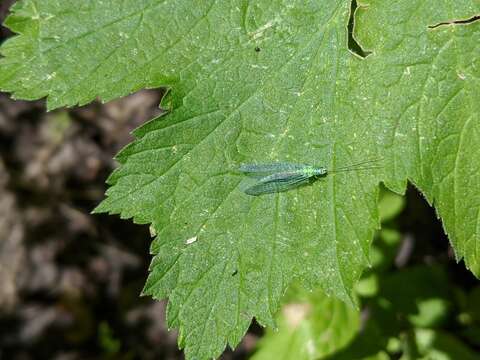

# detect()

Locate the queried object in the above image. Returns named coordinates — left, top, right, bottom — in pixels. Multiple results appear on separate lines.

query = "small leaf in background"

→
left=369, top=188, right=404, bottom=271
left=355, top=273, right=379, bottom=298
left=408, top=298, right=450, bottom=328
left=98, top=321, right=121, bottom=355
left=378, top=189, right=406, bottom=223
left=377, top=266, right=452, bottom=328
left=370, top=228, right=402, bottom=271
left=412, top=329, right=479, bottom=360
left=251, top=285, right=360, bottom=360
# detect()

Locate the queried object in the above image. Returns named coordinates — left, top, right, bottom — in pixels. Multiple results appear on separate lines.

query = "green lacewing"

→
left=239, top=158, right=382, bottom=196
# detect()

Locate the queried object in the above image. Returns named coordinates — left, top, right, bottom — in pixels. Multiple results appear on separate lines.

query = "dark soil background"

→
left=0, top=2, right=478, bottom=359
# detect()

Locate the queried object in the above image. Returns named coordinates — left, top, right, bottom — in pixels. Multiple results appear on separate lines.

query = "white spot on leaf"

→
left=186, top=236, right=198, bottom=245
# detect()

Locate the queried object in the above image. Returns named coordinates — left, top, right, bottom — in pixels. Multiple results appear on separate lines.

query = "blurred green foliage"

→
left=98, top=322, right=121, bottom=355
left=251, top=189, right=480, bottom=359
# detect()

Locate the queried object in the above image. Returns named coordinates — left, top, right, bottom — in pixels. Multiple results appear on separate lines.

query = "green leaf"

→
left=251, top=285, right=360, bottom=360
left=369, top=188, right=404, bottom=271
left=333, top=265, right=454, bottom=359
left=377, top=266, right=452, bottom=330
left=2, top=0, right=480, bottom=358
left=412, top=329, right=479, bottom=360
left=408, top=298, right=450, bottom=328
left=378, top=189, right=405, bottom=223
left=355, top=273, right=379, bottom=298
left=369, top=228, right=402, bottom=270
left=321, top=314, right=390, bottom=360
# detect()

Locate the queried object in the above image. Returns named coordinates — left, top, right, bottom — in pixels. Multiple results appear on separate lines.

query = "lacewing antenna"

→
left=329, top=158, right=383, bottom=173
